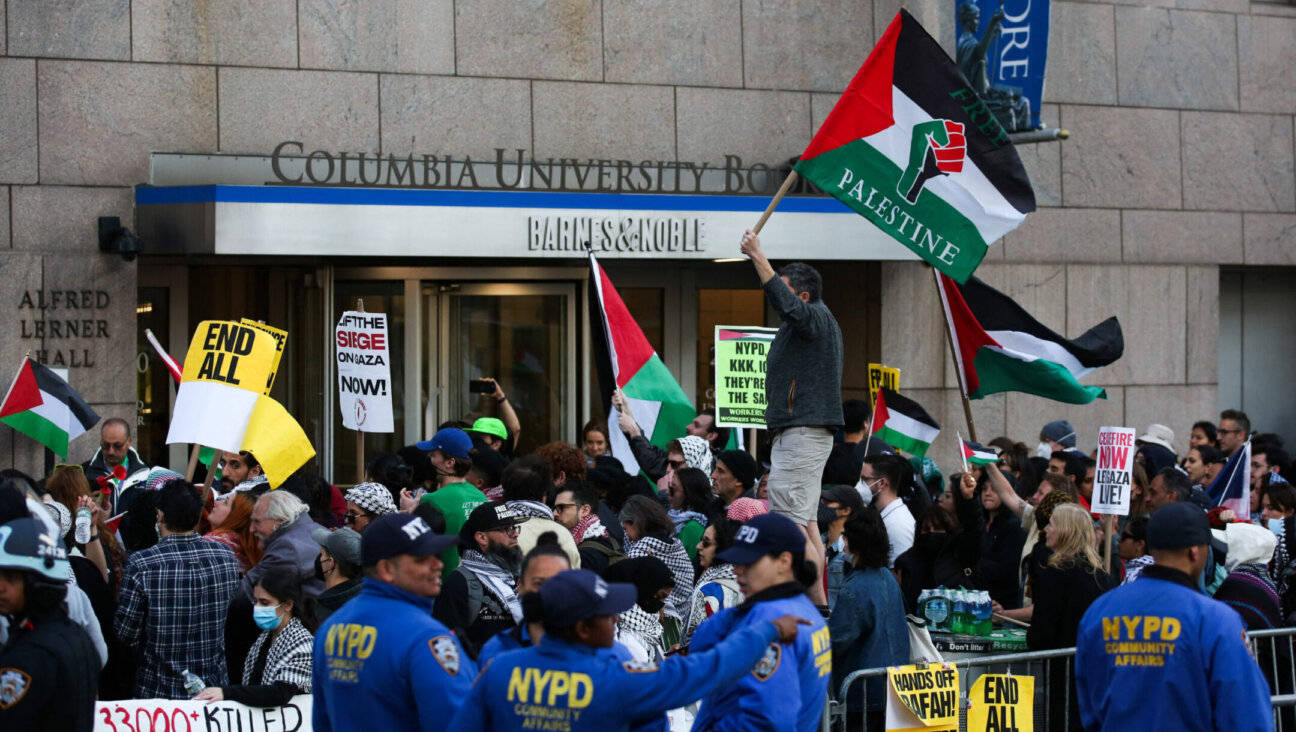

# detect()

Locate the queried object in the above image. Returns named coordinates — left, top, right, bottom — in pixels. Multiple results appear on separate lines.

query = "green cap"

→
left=470, top=417, right=508, bottom=441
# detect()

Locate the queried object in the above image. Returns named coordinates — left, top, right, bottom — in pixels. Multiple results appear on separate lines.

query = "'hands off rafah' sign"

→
left=336, top=311, right=393, bottom=433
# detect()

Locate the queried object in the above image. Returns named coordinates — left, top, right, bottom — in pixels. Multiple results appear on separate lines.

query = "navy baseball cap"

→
left=716, top=512, right=807, bottom=565
left=537, top=569, right=636, bottom=626
left=361, top=513, right=458, bottom=565
left=1147, top=502, right=1212, bottom=550
left=416, top=428, right=473, bottom=461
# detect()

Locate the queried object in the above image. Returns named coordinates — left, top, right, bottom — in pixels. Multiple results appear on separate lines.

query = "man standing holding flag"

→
left=740, top=230, right=843, bottom=608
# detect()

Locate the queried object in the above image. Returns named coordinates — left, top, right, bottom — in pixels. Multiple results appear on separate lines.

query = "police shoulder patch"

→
left=622, top=659, right=660, bottom=674
left=429, top=635, right=461, bottom=676
left=0, top=668, right=31, bottom=709
left=751, top=643, right=781, bottom=681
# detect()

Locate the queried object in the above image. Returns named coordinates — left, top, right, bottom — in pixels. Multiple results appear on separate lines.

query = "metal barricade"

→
left=821, top=627, right=1296, bottom=732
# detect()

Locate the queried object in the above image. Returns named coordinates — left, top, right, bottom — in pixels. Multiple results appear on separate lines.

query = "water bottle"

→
left=973, top=591, right=993, bottom=636
left=181, top=668, right=205, bottom=697
left=952, top=590, right=969, bottom=634
left=921, top=589, right=950, bottom=631
left=74, top=506, right=92, bottom=545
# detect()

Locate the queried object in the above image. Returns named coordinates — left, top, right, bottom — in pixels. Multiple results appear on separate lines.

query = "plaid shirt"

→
left=114, top=533, right=242, bottom=699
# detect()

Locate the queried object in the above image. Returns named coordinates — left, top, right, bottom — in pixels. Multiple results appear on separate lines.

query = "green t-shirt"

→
left=677, top=519, right=705, bottom=564
left=420, top=482, right=488, bottom=577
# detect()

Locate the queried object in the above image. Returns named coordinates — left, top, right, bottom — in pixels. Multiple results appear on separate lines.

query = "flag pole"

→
left=752, top=171, right=799, bottom=234
left=933, top=267, right=979, bottom=443
left=355, top=298, right=366, bottom=485
left=1102, top=514, right=1114, bottom=573
left=957, top=431, right=969, bottom=474
left=862, top=391, right=879, bottom=458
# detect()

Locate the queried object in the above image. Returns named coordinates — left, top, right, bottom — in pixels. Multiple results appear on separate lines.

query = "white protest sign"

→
left=1093, top=426, right=1136, bottom=515
left=95, top=695, right=311, bottom=732
left=336, top=311, right=394, bottom=433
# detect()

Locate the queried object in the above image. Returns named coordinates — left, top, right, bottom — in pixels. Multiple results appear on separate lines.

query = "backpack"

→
left=458, top=567, right=506, bottom=624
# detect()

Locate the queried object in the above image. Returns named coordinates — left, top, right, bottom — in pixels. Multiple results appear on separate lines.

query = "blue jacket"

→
left=691, top=584, right=831, bottom=732
left=828, top=567, right=909, bottom=711
left=448, top=615, right=781, bottom=731
left=1075, top=565, right=1272, bottom=732
left=312, top=578, right=477, bottom=732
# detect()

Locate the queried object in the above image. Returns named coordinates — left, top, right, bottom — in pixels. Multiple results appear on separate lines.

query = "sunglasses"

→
left=699, top=537, right=715, bottom=548
left=343, top=512, right=372, bottom=525
left=101, top=441, right=128, bottom=451
left=53, top=463, right=84, bottom=472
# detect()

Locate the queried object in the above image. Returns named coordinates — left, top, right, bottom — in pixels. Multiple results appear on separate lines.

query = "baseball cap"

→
left=360, top=513, right=458, bottom=565
left=1041, top=420, right=1076, bottom=448
left=416, top=428, right=473, bottom=461
left=716, top=512, right=806, bottom=565
left=536, top=569, right=636, bottom=626
left=822, top=484, right=866, bottom=515
left=1137, top=424, right=1176, bottom=452
left=468, top=417, right=509, bottom=441
left=459, top=501, right=527, bottom=545
left=1146, top=502, right=1211, bottom=550
left=312, top=526, right=363, bottom=566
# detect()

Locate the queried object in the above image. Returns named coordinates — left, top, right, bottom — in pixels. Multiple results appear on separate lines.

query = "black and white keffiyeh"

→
left=507, top=500, right=553, bottom=520
left=243, top=617, right=314, bottom=691
left=459, top=549, right=524, bottom=623
left=626, top=535, right=695, bottom=621
left=676, top=436, right=716, bottom=477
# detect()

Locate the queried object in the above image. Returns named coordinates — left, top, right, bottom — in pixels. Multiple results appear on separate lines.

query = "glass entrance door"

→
left=428, top=282, right=577, bottom=457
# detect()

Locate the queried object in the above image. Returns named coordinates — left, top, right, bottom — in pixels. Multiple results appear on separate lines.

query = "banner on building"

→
left=240, top=318, right=288, bottom=395
left=886, top=662, right=960, bottom=731
left=867, top=364, right=902, bottom=410
left=336, top=311, right=394, bottom=433
left=165, top=320, right=279, bottom=452
left=1092, top=426, right=1136, bottom=515
left=968, top=674, right=1034, bottom=732
left=954, top=0, right=1050, bottom=132
left=95, top=695, right=312, bottom=732
left=713, top=326, right=778, bottom=429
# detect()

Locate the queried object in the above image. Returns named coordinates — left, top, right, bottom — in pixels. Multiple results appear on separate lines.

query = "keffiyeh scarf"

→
left=677, top=436, right=716, bottom=476
left=507, top=500, right=553, bottom=520
left=617, top=604, right=665, bottom=660
left=571, top=513, right=609, bottom=543
left=459, top=549, right=524, bottom=623
left=668, top=508, right=708, bottom=535
left=626, top=535, right=695, bottom=621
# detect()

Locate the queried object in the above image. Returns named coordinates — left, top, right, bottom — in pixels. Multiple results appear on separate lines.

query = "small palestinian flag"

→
left=960, top=437, right=999, bottom=466
left=589, top=252, right=695, bottom=476
left=938, top=273, right=1123, bottom=404
left=0, top=357, right=101, bottom=460
left=793, top=9, right=1035, bottom=283
left=871, top=387, right=939, bottom=458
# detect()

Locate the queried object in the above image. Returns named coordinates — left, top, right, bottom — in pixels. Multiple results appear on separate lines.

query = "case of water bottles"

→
left=918, top=587, right=994, bottom=636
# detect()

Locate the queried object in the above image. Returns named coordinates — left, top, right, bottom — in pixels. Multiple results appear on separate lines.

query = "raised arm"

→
left=987, top=463, right=1025, bottom=517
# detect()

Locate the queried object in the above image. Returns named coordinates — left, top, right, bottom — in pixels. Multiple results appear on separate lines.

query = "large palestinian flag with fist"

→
left=794, top=9, right=1035, bottom=283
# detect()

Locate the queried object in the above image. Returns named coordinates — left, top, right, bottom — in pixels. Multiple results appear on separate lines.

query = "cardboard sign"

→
left=166, top=320, right=280, bottom=452
left=95, top=695, right=312, bottom=732
left=240, top=318, right=288, bottom=395
left=1092, top=426, right=1136, bottom=515
left=886, top=662, right=960, bottom=731
left=336, top=311, right=394, bottom=433
left=967, top=674, right=1034, bottom=732
left=713, top=326, right=777, bottom=429
left=868, top=363, right=901, bottom=409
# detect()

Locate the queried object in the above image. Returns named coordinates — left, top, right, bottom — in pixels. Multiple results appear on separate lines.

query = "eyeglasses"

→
left=553, top=502, right=577, bottom=512
left=667, top=459, right=686, bottom=471
left=489, top=525, right=521, bottom=537
left=101, top=441, right=128, bottom=451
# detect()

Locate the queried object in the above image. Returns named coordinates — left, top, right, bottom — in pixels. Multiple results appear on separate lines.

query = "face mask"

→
left=1270, top=518, right=1286, bottom=536
left=314, top=555, right=328, bottom=582
left=253, top=604, right=283, bottom=631
left=856, top=478, right=880, bottom=499
left=1034, top=442, right=1053, bottom=459
left=638, top=597, right=666, bottom=614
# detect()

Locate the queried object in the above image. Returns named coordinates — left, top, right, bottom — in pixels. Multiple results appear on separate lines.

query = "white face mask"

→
left=856, top=478, right=881, bottom=499
left=1034, top=442, right=1053, bottom=459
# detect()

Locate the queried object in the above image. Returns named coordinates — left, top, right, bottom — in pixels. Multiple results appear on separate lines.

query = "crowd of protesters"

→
left=0, top=243, right=1285, bottom=730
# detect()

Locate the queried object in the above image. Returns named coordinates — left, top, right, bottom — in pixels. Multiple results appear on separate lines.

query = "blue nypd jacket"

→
left=448, top=615, right=781, bottom=731
left=1075, top=565, right=1272, bottom=732
left=311, top=578, right=476, bottom=732
left=690, top=583, right=831, bottom=732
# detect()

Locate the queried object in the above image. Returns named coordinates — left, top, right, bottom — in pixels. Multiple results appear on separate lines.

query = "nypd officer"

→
left=0, top=518, right=99, bottom=732
left=691, top=512, right=832, bottom=732
left=449, top=568, right=809, bottom=731
left=1076, top=502, right=1271, bottom=731
left=312, top=513, right=475, bottom=732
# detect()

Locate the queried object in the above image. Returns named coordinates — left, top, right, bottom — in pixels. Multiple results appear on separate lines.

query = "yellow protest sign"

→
left=240, top=318, right=288, bottom=395
left=181, top=320, right=277, bottom=392
left=868, top=363, right=901, bottom=409
left=242, top=394, right=315, bottom=487
left=967, top=674, right=1033, bottom=732
left=885, top=663, right=959, bottom=731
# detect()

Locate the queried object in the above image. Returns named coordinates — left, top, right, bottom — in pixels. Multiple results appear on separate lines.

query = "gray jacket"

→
left=242, top=512, right=326, bottom=602
left=762, top=276, right=844, bottom=431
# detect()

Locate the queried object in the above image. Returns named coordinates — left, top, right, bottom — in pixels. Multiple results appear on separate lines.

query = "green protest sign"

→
left=713, top=326, right=778, bottom=429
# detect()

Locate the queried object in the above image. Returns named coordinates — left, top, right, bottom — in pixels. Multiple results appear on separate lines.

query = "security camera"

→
left=98, top=216, right=143, bottom=262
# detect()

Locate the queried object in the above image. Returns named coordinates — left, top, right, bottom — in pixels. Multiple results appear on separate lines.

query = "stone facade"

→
left=2, top=0, right=1293, bottom=473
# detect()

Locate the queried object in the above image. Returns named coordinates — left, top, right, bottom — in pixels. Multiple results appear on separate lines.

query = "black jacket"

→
left=979, top=510, right=1026, bottom=610
left=894, top=488, right=985, bottom=613
left=0, top=609, right=100, bottom=732
left=761, top=277, right=844, bottom=431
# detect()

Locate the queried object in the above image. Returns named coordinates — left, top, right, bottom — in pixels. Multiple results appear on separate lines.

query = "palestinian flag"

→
left=871, top=387, right=939, bottom=458
left=960, top=437, right=999, bottom=466
left=0, top=357, right=101, bottom=460
left=938, top=273, right=1123, bottom=404
left=589, top=252, right=695, bottom=476
left=793, top=9, right=1035, bottom=283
